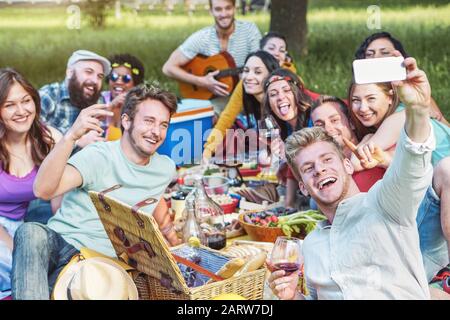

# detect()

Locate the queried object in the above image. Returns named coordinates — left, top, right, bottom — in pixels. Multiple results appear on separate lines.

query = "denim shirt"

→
left=39, top=81, right=104, bottom=134
left=303, top=126, right=435, bottom=300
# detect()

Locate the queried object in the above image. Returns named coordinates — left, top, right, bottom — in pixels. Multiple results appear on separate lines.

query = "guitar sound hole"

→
left=205, top=67, right=217, bottom=77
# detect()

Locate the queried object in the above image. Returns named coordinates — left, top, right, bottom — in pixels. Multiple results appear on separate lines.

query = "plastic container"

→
left=180, top=176, right=230, bottom=196
left=220, top=198, right=239, bottom=214
left=171, top=191, right=188, bottom=221
left=158, top=99, right=214, bottom=166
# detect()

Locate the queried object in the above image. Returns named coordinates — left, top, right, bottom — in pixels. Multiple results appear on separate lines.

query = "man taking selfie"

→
left=268, top=53, right=437, bottom=299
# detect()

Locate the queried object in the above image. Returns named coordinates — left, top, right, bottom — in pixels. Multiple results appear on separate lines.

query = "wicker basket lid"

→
left=89, top=188, right=189, bottom=295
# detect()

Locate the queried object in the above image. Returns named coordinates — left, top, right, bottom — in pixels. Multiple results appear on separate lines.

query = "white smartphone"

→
left=353, top=56, right=406, bottom=84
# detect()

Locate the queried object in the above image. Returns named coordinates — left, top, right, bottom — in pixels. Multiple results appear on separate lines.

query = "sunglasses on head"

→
left=110, top=72, right=132, bottom=84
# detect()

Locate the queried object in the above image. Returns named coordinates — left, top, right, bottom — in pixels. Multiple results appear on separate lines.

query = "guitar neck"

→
left=216, top=67, right=243, bottom=79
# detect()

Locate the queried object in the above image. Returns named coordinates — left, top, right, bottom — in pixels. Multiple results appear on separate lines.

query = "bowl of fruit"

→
left=238, top=208, right=326, bottom=242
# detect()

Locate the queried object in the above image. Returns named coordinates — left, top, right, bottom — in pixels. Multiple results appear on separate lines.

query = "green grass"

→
left=0, top=3, right=449, bottom=118
left=300, top=5, right=450, bottom=120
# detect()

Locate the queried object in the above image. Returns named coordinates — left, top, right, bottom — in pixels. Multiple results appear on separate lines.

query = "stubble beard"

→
left=216, top=16, right=234, bottom=32
left=127, top=121, right=154, bottom=159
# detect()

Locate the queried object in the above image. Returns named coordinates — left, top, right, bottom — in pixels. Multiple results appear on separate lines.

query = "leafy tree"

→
left=84, top=0, right=113, bottom=28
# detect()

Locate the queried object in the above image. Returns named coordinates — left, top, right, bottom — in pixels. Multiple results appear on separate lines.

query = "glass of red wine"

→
left=269, top=236, right=303, bottom=275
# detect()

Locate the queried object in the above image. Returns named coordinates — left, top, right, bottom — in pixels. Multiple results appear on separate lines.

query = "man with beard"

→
left=11, top=84, right=181, bottom=299
left=268, top=53, right=437, bottom=299
left=25, top=50, right=111, bottom=226
left=162, top=0, right=261, bottom=112
left=39, top=50, right=111, bottom=149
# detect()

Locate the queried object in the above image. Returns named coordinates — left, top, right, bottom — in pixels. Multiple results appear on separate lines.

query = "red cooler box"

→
left=158, top=99, right=214, bottom=165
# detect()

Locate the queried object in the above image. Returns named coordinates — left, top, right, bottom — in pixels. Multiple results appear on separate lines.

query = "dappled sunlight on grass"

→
left=0, top=4, right=449, bottom=118
left=308, top=4, right=450, bottom=25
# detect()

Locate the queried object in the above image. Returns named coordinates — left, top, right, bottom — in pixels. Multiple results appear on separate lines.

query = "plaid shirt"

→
left=39, top=81, right=104, bottom=134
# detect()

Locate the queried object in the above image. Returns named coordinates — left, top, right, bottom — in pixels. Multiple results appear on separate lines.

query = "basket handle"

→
left=131, top=197, right=158, bottom=228
left=98, top=184, right=123, bottom=212
left=127, top=239, right=156, bottom=258
left=159, top=271, right=183, bottom=295
left=172, top=253, right=224, bottom=282
left=114, top=227, right=156, bottom=258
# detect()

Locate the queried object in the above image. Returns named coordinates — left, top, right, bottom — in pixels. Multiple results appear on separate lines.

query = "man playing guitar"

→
left=162, top=0, right=261, bottom=111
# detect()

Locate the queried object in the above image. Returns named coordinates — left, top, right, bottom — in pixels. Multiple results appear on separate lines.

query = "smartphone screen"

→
left=353, top=56, right=406, bottom=84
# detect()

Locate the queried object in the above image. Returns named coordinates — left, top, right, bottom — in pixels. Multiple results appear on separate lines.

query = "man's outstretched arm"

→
left=34, top=104, right=113, bottom=200
left=374, top=52, right=435, bottom=226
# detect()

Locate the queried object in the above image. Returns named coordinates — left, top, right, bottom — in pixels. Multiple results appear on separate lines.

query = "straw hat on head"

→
left=53, top=257, right=138, bottom=300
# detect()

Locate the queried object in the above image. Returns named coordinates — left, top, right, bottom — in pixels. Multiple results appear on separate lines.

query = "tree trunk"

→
left=270, top=0, right=308, bottom=57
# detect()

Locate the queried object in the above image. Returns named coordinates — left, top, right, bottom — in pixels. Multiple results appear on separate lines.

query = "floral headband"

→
left=265, top=75, right=298, bottom=90
left=111, top=62, right=140, bottom=75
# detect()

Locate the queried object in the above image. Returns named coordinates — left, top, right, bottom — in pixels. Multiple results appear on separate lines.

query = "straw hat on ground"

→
left=53, top=257, right=138, bottom=300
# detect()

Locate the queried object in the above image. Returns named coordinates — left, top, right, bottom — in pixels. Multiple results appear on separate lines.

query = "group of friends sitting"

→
left=0, top=0, right=449, bottom=300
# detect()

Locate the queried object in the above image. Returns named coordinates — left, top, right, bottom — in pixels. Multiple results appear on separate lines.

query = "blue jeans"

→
left=24, top=199, right=53, bottom=225
left=417, top=186, right=449, bottom=282
left=11, top=223, right=79, bottom=300
left=0, top=217, right=23, bottom=300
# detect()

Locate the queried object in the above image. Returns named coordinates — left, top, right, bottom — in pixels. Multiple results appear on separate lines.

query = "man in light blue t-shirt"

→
left=11, top=84, right=180, bottom=300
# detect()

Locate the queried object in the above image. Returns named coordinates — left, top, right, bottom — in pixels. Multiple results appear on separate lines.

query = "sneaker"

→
left=431, top=264, right=450, bottom=283
left=443, top=277, right=450, bottom=294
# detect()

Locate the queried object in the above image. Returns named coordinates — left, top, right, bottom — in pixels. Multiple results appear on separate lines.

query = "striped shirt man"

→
left=179, top=20, right=261, bottom=68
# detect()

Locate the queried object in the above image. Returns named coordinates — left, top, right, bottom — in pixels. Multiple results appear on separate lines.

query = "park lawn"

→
left=0, top=3, right=449, bottom=118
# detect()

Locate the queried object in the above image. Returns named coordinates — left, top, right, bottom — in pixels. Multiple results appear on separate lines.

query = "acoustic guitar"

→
left=179, top=51, right=242, bottom=100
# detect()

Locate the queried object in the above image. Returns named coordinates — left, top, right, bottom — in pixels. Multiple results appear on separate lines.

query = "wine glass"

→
left=258, top=115, right=282, bottom=174
left=269, top=236, right=303, bottom=275
left=258, top=115, right=281, bottom=148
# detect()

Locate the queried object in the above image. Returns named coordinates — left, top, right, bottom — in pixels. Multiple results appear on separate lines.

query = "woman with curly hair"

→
left=261, top=68, right=314, bottom=209
left=102, top=53, right=145, bottom=141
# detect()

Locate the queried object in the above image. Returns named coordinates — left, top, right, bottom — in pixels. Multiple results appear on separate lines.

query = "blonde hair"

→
left=285, top=127, right=345, bottom=181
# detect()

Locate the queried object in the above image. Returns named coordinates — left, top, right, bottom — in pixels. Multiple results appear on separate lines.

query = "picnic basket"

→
left=89, top=185, right=266, bottom=300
